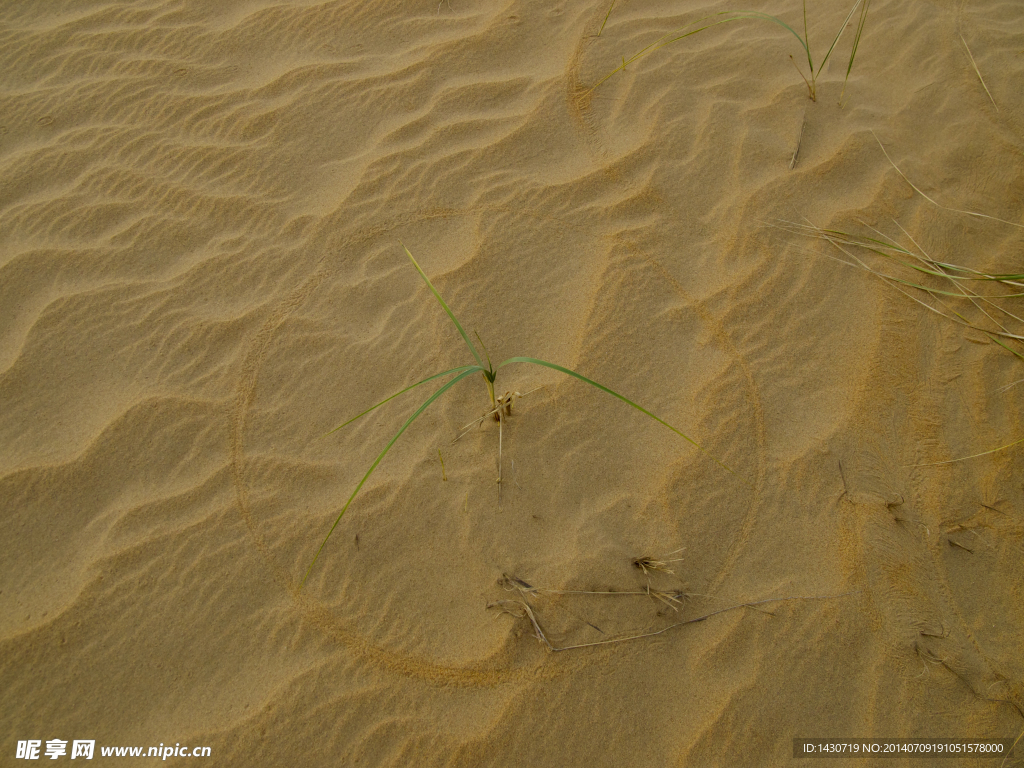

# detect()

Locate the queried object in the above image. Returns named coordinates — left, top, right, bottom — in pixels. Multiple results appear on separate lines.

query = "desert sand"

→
left=2, top=0, right=1022, bottom=765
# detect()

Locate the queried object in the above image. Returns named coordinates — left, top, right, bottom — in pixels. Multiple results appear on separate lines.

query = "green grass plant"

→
left=779, top=218, right=1024, bottom=464
left=302, top=245, right=737, bottom=585
left=591, top=0, right=870, bottom=104
left=782, top=135, right=1023, bottom=465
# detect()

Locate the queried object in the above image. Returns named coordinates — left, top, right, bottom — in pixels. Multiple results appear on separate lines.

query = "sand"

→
left=2, top=0, right=1022, bottom=765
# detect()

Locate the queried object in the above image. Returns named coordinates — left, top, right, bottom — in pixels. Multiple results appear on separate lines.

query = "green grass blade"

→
left=302, top=366, right=480, bottom=586
left=726, top=11, right=809, bottom=55
left=401, top=243, right=486, bottom=372
left=840, top=0, right=870, bottom=104
left=592, top=13, right=750, bottom=90
left=496, top=356, right=743, bottom=479
left=597, top=0, right=615, bottom=36
left=862, top=273, right=1021, bottom=300
left=592, top=11, right=813, bottom=93
left=936, top=265, right=1024, bottom=282
left=819, top=0, right=863, bottom=73
left=322, top=365, right=479, bottom=438
left=799, top=227, right=1024, bottom=296
left=989, top=333, right=1024, bottom=363
left=802, top=0, right=813, bottom=73
left=474, top=331, right=494, bottom=373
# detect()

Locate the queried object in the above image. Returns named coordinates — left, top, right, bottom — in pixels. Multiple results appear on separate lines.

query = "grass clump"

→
left=778, top=132, right=1024, bottom=465
left=302, top=246, right=738, bottom=586
left=590, top=0, right=870, bottom=104
left=778, top=217, right=1024, bottom=463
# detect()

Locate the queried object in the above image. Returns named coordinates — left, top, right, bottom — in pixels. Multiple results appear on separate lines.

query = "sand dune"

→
left=2, top=0, right=1022, bottom=765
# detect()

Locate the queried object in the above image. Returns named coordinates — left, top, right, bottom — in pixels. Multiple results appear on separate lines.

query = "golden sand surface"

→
left=1, top=0, right=1022, bottom=764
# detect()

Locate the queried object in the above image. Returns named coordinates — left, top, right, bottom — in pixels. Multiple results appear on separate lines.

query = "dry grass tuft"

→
left=632, top=547, right=686, bottom=576
left=492, top=574, right=860, bottom=652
